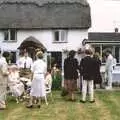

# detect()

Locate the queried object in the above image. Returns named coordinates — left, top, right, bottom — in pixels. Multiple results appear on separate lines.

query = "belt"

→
left=34, top=73, right=43, bottom=74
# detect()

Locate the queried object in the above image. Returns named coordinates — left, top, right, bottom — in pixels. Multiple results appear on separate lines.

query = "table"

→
left=100, top=66, right=120, bottom=83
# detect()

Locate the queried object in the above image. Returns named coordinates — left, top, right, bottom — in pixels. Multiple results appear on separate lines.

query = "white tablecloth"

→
left=112, top=71, right=120, bottom=82
left=100, top=66, right=120, bottom=83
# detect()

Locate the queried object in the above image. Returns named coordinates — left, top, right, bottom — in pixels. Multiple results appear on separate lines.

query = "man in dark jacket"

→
left=79, top=49, right=95, bottom=103
left=64, top=50, right=79, bottom=101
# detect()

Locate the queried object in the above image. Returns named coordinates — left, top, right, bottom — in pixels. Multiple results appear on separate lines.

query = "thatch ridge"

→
left=0, top=0, right=91, bottom=29
left=0, top=0, right=89, bottom=7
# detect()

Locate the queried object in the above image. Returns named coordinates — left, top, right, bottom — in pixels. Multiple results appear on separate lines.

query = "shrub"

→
left=52, top=71, right=62, bottom=90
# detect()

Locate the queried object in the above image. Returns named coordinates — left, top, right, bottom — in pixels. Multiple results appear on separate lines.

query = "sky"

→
left=87, top=0, right=120, bottom=32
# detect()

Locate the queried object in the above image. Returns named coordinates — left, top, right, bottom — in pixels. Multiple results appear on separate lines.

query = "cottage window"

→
left=4, top=29, right=17, bottom=41
left=2, top=51, right=16, bottom=63
left=54, top=31, right=59, bottom=41
left=54, top=30, right=67, bottom=42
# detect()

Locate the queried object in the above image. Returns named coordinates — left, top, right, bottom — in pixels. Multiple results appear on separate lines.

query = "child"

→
left=45, top=69, right=52, bottom=89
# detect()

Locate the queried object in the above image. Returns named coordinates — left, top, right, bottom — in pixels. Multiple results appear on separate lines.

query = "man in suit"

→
left=79, top=49, right=95, bottom=103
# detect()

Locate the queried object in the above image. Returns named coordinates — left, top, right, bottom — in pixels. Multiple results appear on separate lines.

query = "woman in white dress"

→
left=0, top=53, right=8, bottom=109
left=27, top=50, right=47, bottom=108
left=8, top=65, right=24, bottom=103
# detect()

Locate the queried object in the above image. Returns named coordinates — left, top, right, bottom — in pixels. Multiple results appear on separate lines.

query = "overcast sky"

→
left=87, top=0, right=120, bottom=32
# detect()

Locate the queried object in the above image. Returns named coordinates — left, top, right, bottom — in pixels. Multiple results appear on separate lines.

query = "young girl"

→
left=45, top=69, right=52, bottom=89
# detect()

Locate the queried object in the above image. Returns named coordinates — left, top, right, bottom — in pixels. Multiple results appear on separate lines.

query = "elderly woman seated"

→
left=8, top=64, right=24, bottom=103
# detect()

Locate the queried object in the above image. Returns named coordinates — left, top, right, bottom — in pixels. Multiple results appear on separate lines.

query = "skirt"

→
left=30, top=74, right=46, bottom=97
left=9, top=82, right=24, bottom=97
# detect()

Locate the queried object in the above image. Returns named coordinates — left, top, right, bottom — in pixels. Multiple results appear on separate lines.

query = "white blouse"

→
left=31, top=59, right=47, bottom=74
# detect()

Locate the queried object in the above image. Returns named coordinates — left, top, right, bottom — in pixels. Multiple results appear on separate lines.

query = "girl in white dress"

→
left=45, top=69, right=52, bottom=89
left=27, top=51, right=47, bottom=108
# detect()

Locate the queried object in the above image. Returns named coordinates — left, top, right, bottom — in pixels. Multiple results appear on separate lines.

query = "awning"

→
left=18, top=36, right=46, bottom=52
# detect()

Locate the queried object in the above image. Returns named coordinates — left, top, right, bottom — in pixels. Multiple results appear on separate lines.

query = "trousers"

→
left=82, top=80, right=94, bottom=101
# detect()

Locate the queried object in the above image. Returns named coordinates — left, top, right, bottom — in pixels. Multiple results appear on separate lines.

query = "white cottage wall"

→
left=0, top=31, right=3, bottom=49
left=0, top=29, right=88, bottom=86
left=67, top=29, right=88, bottom=51
left=0, top=29, right=88, bottom=52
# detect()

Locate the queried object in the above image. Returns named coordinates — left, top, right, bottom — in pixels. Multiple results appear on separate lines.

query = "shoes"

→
left=80, top=100, right=86, bottom=103
left=37, top=105, right=41, bottom=108
left=105, top=86, right=112, bottom=90
left=26, top=104, right=33, bottom=108
left=0, top=103, right=6, bottom=110
left=89, top=100, right=95, bottom=103
left=80, top=100, right=95, bottom=103
left=0, top=107, right=6, bottom=110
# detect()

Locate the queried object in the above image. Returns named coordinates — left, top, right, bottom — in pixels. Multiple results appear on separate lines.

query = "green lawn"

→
left=0, top=90, right=120, bottom=120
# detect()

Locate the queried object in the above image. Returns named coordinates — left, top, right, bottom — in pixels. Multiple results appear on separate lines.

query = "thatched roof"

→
left=0, top=0, right=91, bottom=29
left=88, top=32, right=120, bottom=41
left=0, top=0, right=89, bottom=5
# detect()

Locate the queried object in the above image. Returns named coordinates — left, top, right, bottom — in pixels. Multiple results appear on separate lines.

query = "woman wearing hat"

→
left=27, top=50, right=47, bottom=108
left=8, top=64, right=24, bottom=103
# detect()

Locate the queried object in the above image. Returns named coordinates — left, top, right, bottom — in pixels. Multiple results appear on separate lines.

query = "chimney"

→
left=115, top=27, right=119, bottom=33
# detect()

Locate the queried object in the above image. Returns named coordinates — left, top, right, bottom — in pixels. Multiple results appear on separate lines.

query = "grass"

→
left=0, top=90, right=120, bottom=120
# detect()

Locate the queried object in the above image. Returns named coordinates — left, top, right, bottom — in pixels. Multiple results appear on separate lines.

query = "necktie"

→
left=24, top=61, right=26, bottom=69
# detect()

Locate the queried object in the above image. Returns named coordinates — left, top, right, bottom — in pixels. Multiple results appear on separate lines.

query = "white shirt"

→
left=16, top=56, right=33, bottom=69
left=112, top=58, right=117, bottom=67
left=105, top=54, right=113, bottom=71
left=8, top=71, right=20, bottom=83
left=31, top=59, right=47, bottom=74
left=0, top=56, right=6, bottom=63
left=0, top=56, right=8, bottom=75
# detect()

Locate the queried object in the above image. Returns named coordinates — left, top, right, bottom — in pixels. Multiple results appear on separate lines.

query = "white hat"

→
left=10, top=64, right=18, bottom=69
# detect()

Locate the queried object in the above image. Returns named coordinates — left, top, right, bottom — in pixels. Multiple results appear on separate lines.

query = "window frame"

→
left=53, top=30, right=67, bottom=43
left=3, top=29, right=17, bottom=42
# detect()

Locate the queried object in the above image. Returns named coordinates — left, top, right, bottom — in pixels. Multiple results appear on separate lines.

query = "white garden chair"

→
left=44, top=77, right=53, bottom=105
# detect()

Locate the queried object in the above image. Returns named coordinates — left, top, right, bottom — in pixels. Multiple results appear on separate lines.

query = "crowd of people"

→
left=0, top=45, right=115, bottom=110
left=0, top=49, right=49, bottom=109
left=63, top=48, right=114, bottom=103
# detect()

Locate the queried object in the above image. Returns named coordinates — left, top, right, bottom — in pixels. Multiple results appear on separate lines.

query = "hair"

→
left=93, top=52, right=100, bottom=59
left=10, top=64, right=18, bottom=69
left=68, top=50, right=76, bottom=58
left=47, top=68, right=51, bottom=73
left=106, top=49, right=112, bottom=54
left=85, top=49, right=92, bottom=55
left=36, top=50, right=43, bottom=59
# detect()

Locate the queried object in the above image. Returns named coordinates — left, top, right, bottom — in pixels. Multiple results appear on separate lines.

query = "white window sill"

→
left=3, top=40, right=17, bottom=43
left=52, top=41, right=68, bottom=43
